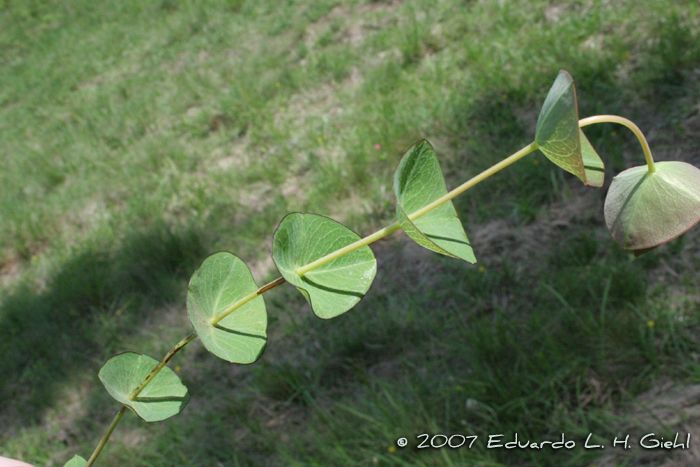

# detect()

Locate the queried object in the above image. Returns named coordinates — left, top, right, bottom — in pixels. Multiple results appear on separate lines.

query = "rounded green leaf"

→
left=393, top=139, right=476, bottom=263
left=98, top=352, right=189, bottom=422
left=187, top=252, right=267, bottom=364
left=273, top=213, right=376, bottom=319
left=536, top=71, right=590, bottom=184
left=605, top=161, right=700, bottom=250
left=63, top=456, right=87, bottom=467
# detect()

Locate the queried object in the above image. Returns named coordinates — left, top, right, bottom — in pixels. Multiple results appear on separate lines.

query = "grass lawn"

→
left=3, top=0, right=700, bottom=465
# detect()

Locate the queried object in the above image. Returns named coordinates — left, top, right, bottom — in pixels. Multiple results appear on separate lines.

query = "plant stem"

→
left=80, top=138, right=542, bottom=462
left=212, top=141, right=540, bottom=325
left=407, top=141, right=539, bottom=221
left=79, top=115, right=650, bottom=464
left=128, top=331, right=198, bottom=400
left=579, top=115, right=656, bottom=173
left=83, top=139, right=536, bottom=462
left=295, top=141, right=539, bottom=276
left=294, top=221, right=403, bottom=277
left=209, top=276, right=286, bottom=326
left=84, top=406, right=127, bottom=467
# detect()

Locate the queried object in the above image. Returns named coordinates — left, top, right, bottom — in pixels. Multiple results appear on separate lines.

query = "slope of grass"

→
left=2, top=0, right=700, bottom=466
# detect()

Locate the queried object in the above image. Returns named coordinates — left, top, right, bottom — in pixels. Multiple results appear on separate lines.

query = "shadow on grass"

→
left=0, top=222, right=208, bottom=431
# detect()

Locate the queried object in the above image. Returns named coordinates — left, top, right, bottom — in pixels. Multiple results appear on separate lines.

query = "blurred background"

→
left=2, top=0, right=700, bottom=465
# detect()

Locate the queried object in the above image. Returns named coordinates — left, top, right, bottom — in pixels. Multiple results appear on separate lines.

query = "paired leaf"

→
left=187, top=252, right=267, bottom=364
left=273, top=213, right=376, bottom=319
left=536, top=71, right=604, bottom=186
left=99, top=352, right=189, bottom=422
left=393, top=140, right=476, bottom=263
left=605, top=161, right=700, bottom=251
left=63, top=456, right=87, bottom=467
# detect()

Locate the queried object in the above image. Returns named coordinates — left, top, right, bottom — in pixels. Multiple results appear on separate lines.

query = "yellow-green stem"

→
left=210, top=141, right=540, bottom=325
left=579, top=115, right=656, bottom=172
left=84, top=406, right=126, bottom=467
left=407, top=141, right=539, bottom=220
left=77, top=138, right=547, bottom=465
left=80, top=117, right=646, bottom=464
left=128, top=332, right=197, bottom=400
left=295, top=141, right=539, bottom=277
left=209, top=277, right=286, bottom=326
left=294, top=221, right=403, bottom=277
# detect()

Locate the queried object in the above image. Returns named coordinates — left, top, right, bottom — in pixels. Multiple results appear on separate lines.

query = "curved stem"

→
left=579, top=115, right=655, bottom=173
left=295, top=141, right=539, bottom=276
left=128, top=332, right=198, bottom=400
left=84, top=406, right=127, bottom=467
left=209, top=277, right=286, bottom=326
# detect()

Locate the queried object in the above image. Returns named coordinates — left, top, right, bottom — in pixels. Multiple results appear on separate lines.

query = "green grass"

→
left=3, top=0, right=700, bottom=465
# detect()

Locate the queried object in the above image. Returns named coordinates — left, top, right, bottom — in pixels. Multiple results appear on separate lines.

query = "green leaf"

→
left=536, top=70, right=589, bottom=184
left=98, top=352, right=189, bottom=422
left=393, top=139, right=476, bottom=263
left=187, top=252, right=267, bottom=364
left=580, top=129, right=605, bottom=187
left=63, top=456, right=87, bottom=467
left=273, top=213, right=377, bottom=319
left=605, top=161, right=700, bottom=251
